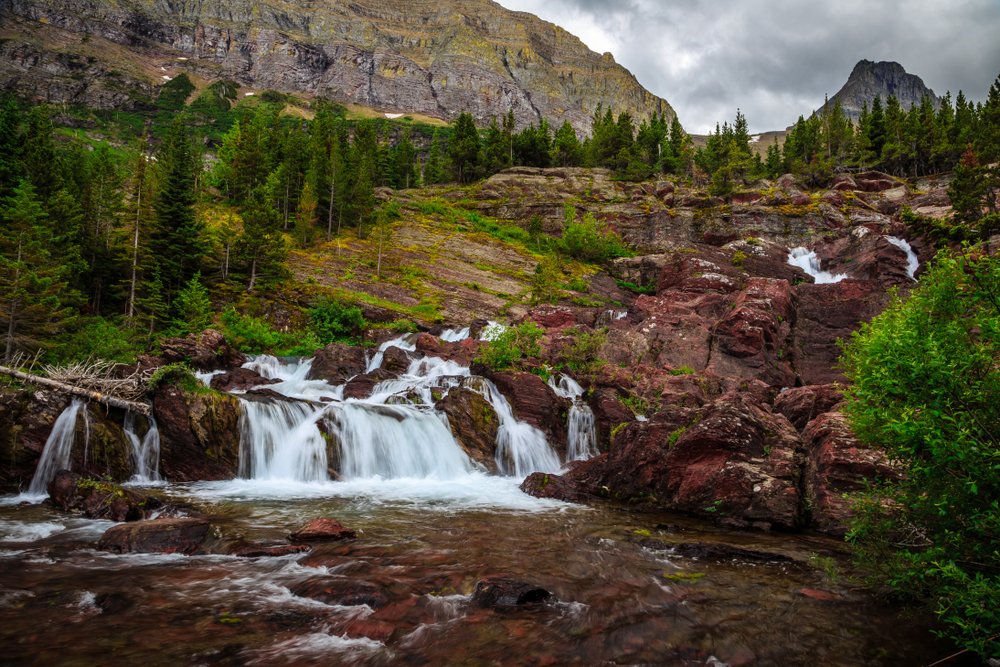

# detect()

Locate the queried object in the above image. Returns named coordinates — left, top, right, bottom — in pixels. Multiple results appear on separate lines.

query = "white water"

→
left=234, top=326, right=564, bottom=487
left=28, top=399, right=88, bottom=495
left=787, top=247, right=849, bottom=284
left=886, top=236, right=919, bottom=280
left=439, top=327, right=471, bottom=342
left=548, top=375, right=599, bottom=462
left=123, top=413, right=161, bottom=483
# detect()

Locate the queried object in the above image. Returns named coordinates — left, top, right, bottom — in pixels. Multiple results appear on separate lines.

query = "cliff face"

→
left=0, top=0, right=675, bottom=133
left=820, top=59, right=938, bottom=119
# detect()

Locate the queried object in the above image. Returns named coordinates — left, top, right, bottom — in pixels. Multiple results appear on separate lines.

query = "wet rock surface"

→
left=472, top=576, right=552, bottom=608
left=291, top=577, right=390, bottom=609
left=152, top=386, right=242, bottom=481
left=288, top=517, right=357, bottom=542
left=97, top=517, right=210, bottom=555
left=437, top=387, right=500, bottom=473
left=306, top=343, right=367, bottom=384
left=47, top=470, right=162, bottom=522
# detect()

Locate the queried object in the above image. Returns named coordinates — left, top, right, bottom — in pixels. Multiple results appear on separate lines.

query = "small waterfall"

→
left=474, top=380, right=561, bottom=477
left=244, top=355, right=344, bottom=401
left=439, top=327, right=471, bottom=342
left=238, top=400, right=329, bottom=481
left=324, top=403, right=473, bottom=479
left=124, top=413, right=161, bottom=483
left=548, top=375, right=599, bottom=462
left=886, top=236, right=919, bottom=280
left=28, top=399, right=88, bottom=495
left=787, top=247, right=849, bottom=284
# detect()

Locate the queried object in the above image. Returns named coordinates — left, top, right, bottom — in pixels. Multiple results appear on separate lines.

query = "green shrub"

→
left=840, top=249, right=999, bottom=660
left=219, top=307, right=321, bottom=356
left=148, top=362, right=200, bottom=392
left=308, top=299, right=366, bottom=344
left=562, top=328, right=607, bottom=373
left=48, top=318, right=145, bottom=364
left=474, top=322, right=543, bottom=371
left=616, top=280, right=656, bottom=295
left=561, top=211, right=630, bottom=263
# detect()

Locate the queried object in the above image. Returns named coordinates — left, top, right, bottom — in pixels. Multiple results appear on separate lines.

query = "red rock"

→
left=47, top=471, right=162, bottom=522
left=159, top=329, right=245, bottom=370
left=379, top=345, right=413, bottom=375
left=306, top=342, right=367, bottom=384
left=98, top=518, right=210, bottom=555
left=414, top=333, right=478, bottom=366
left=773, top=385, right=843, bottom=431
left=152, top=386, right=242, bottom=481
left=291, top=577, right=389, bottom=608
left=525, top=305, right=578, bottom=330
left=289, top=517, right=357, bottom=541
left=802, top=411, right=900, bottom=535
left=436, top=386, right=500, bottom=473
left=799, top=587, right=839, bottom=601
left=343, top=369, right=394, bottom=399
left=519, top=472, right=592, bottom=503
left=210, top=367, right=277, bottom=392
left=587, top=387, right=635, bottom=449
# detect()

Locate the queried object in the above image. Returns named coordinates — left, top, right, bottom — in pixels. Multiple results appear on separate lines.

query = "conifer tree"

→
left=552, top=121, right=583, bottom=167
left=423, top=130, right=447, bottom=185
left=235, top=188, right=287, bottom=292
left=450, top=112, right=481, bottom=183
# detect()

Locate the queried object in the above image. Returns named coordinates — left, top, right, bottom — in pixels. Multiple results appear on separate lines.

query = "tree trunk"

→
left=0, top=365, right=151, bottom=415
left=248, top=257, right=257, bottom=292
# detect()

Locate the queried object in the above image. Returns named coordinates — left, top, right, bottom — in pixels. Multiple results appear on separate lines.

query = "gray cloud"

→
left=499, top=0, right=1000, bottom=133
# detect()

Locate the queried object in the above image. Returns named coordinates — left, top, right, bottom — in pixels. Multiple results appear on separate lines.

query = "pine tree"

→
left=235, top=188, right=287, bottom=292
left=0, top=181, right=74, bottom=361
left=170, top=273, right=214, bottom=335
left=21, top=106, right=61, bottom=201
left=977, top=73, right=1000, bottom=163
left=151, top=117, right=206, bottom=301
left=0, top=97, right=21, bottom=196
left=450, top=112, right=481, bottom=183
left=423, top=130, right=447, bottom=185
left=552, top=121, right=582, bottom=167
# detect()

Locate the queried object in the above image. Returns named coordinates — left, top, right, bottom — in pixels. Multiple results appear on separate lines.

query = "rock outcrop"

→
left=2, top=0, right=675, bottom=133
left=152, top=385, right=242, bottom=481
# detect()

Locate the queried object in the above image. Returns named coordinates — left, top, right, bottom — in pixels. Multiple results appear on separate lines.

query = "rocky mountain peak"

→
left=0, top=0, right=676, bottom=134
left=820, top=59, right=939, bottom=119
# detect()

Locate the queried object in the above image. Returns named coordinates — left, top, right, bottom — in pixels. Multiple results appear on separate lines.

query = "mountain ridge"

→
left=0, top=0, right=676, bottom=133
left=818, top=59, right=939, bottom=119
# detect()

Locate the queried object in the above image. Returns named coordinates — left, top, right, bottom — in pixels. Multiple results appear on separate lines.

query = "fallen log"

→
left=0, top=365, right=151, bottom=415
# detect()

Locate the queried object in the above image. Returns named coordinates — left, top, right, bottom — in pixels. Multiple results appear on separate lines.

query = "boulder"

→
left=210, top=367, right=278, bottom=393
left=152, top=386, right=242, bottom=481
left=289, top=517, right=357, bottom=541
left=343, top=369, right=394, bottom=399
left=574, top=393, right=802, bottom=529
left=47, top=470, right=162, bottom=522
left=802, top=411, right=899, bottom=535
left=306, top=343, right=367, bottom=384
left=773, top=385, right=844, bottom=431
left=436, top=387, right=500, bottom=472
left=159, top=329, right=245, bottom=371
left=97, top=517, right=210, bottom=555
left=587, top=387, right=635, bottom=449
left=380, top=345, right=413, bottom=375
left=291, top=578, right=389, bottom=608
left=519, top=472, right=592, bottom=503
left=472, top=577, right=552, bottom=608
left=414, top=333, right=478, bottom=366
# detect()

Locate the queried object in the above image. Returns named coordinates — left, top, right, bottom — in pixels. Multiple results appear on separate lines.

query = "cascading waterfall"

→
left=233, top=324, right=564, bottom=482
left=28, top=399, right=88, bottom=495
left=547, top=374, right=599, bottom=462
left=787, top=247, right=849, bottom=284
left=123, top=413, right=161, bottom=483
left=886, top=236, right=919, bottom=280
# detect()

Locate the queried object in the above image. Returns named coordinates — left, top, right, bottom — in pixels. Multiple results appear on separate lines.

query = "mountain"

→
left=0, top=0, right=675, bottom=133
left=819, top=59, right=939, bottom=119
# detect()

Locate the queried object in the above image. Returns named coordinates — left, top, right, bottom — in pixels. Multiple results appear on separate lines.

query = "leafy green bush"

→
left=219, top=307, right=321, bottom=356
left=308, top=299, right=367, bottom=344
left=840, top=249, right=999, bottom=659
left=48, top=318, right=145, bottom=364
left=148, top=362, right=201, bottom=392
left=474, top=322, right=544, bottom=371
left=562, top=328, right=607, bottom=373
left=561, top=211, right=630, bottom=263
left=616, top=280, right=656, bottom=295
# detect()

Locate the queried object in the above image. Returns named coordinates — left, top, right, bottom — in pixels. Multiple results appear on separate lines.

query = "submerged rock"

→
left=291, top=577, right=389, bottom=608
left=472, top=576, right=552, bottom=608
left=47, top=470, right=162, bottom=522
left=228, top=542, right=312, bottom=558
left=97, top=517, right=210, bottom=555
left=288, top=517, right=357, bottom=541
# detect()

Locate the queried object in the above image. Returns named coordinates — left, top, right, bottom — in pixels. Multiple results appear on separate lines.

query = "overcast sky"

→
left=497, top=0, right=1000, bottom=134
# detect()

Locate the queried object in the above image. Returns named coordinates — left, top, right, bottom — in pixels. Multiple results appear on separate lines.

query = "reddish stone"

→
left=472, top=577, right=552, bottom=608
left=159, top=329, right=245, bottom=370
left=98, top=518, right=210, bottom=555
left=210, top=367, right=277, bottom=392
left=773, top=384, right=843, bottom=431
left=437, top=386, right=500, bottom=473
left=799, top=588, right=839, bottom=601
left=47, top=471, right=162, bottom=522
left=519, top=472, right=592, bottom=503
left=288, top=517, right=357, bottom=541
left=414, top=333, right=479, bottom=366
left=485, top=370, right=569, bottom=451
left=587, top=387, right=635, bottom=449
left=228, top=543, right=312, bottom=558
left=291, top=577, right=389, bottom=608
left=306, top=342, right=367, bottom=384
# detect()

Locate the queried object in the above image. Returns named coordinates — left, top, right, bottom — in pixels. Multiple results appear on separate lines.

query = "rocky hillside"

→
left=819, top=59, right=939, bottom=119
left=0, top=0, right=675, bottom=133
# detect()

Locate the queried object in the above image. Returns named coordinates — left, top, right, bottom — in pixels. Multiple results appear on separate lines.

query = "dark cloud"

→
left=500, top=0, right=1000, bottom=133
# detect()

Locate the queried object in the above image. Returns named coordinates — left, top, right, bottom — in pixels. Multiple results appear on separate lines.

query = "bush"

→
left=308, top=299, right=366, bottom=344
left=840, top=249, right=999, bottom=659
left=474, top=322, right=543, bottom=371
left=561, top=210, right=630, bottom=263
left=148, top=362, right=201, bottom=392
left=48, top=318, right=145, bottom=364
left=219, top=307, right=321, bottom=356
left=561, top=328, right=607, bottom=373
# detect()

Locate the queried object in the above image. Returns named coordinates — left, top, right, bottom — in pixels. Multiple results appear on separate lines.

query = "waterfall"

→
left=124, top=413, right=161, bottom=483
left=787, top=247, right=849, bottom=284
left=473, top=380, right=561, bottom=477
left=238, top=400, right=329, bottom=481
left=28, top=399, right=88, bottom=495
left=548, top=375, right=599, bottom=462
left=439, top=327, right=471, bottom=342
left=886, top=236, right=919, bottom=280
